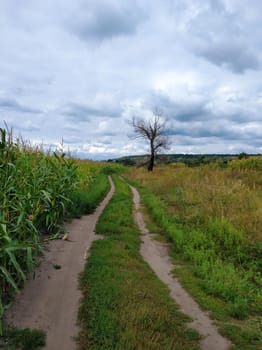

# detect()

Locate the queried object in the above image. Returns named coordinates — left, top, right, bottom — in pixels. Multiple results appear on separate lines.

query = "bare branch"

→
left=129, top=110, right=171, bottom=171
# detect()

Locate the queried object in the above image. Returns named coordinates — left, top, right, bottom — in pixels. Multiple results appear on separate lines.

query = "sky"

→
left=1, top=0, right=262, bottom=159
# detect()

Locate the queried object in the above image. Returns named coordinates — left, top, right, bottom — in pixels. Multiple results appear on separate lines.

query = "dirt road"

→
left=6, top=177, right=115, bottom=350
left=5, top=177, right=231, bottom=350
left=130, top=185, right=231, bottom=350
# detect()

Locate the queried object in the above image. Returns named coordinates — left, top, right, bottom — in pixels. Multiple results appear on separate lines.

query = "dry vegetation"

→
left=128, top=158, right=262, bottom=242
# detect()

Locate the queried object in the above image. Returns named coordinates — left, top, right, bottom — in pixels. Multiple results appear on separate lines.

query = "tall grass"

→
left=67, top=160, right=124, bottom=219
left=0, top=128, right=80, bottom=335
left=126, top=159, right=262, bottom=348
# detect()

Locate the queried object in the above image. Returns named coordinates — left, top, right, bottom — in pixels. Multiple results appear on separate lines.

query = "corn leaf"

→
left=0, top=266, right=18, bottom=291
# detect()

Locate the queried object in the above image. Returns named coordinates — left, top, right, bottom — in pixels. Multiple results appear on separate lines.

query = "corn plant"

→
left=0, top=128, right=79, bottom=335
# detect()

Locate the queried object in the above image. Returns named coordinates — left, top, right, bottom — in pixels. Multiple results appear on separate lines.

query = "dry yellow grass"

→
left=127, top=159, right=262, bottom=242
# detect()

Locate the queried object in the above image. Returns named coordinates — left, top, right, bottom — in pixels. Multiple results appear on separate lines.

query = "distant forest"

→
left=108, top=153, right=262, bottom=167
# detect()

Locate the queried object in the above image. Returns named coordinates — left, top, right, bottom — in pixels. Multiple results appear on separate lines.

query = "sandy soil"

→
left=130, top=185, right=231, bottom=350
left=5, top=177, right=115, bottom=350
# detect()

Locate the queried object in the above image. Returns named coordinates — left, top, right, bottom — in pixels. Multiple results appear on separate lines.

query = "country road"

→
left=6, top=177, right=115, bottom=350
left=130, top=184, right=231, bottom=350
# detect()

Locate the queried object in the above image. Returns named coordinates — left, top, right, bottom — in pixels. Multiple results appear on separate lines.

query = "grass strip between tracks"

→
left=78, top=175, right=201, bottom=350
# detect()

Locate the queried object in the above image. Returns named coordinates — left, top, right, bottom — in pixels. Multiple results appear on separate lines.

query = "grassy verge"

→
left=0, top=327, right=46, bottom=350
left=78, top=175, right=201, bottom=350
left=66, top=161, right=124, bottom=219
left=125, top=174, right=262, bottom=350
left=174, top=267, right=262, bottom=350
left=66, top=171, right=110, bottom=218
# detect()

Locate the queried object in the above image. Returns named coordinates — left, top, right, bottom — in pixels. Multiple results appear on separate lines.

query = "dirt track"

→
left=6, top=177, right=231, bottom=350
left=6, top=177, right=115, bottom=350
left=130, top=185, right=231, bottom=350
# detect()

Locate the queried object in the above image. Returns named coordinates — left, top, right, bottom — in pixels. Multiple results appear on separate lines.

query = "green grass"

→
left=173, top=267, right=262, bottom=349
left=66, top=161, right=124, bottom=219
left=78, top=175, right=201, bottom=350
left=0, top=327, right=46, bottom=350
left=66, top=172, right=110, bottom=218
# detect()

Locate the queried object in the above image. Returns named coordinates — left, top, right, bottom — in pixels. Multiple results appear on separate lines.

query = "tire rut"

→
left=5, top=176, right=115, bottom=350
left=130, top=184, right=231, bottom=350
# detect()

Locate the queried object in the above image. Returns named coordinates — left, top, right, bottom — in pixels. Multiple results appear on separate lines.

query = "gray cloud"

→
left=17, top=125, right=40, bottom=132
left=63, top=104, right=91, bottom=122
left=167, top=120, right=232, bottom=138
left=185, top=0, right=261, bottom=73
left=168, top=119, right=262, bottom=150
left=63, top=100, right=122, bottom=122
left=144, top=91, right=209, bottom=122
left=69, top=1, right=146, bottom=41
left=4, top=119, right=41, bottom=133
left=0, top=97, right=42, bottom=114
left=197, top=42, right=260, bottom=73
left=145, top=92, right=217, bottom=130
left=98, top=137, right=112, bottom=145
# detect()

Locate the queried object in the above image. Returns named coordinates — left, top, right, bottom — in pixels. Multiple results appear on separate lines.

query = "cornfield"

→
left=0, top=128, right=79, bottom=334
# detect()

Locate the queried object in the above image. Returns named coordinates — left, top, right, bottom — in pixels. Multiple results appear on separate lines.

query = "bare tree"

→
left=131, top=110, right=169, bottom=171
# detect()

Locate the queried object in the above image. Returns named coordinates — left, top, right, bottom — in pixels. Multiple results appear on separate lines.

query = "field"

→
left=126, top=158, right=262, bottom=348
left=1, top=124, right=262, bottom=349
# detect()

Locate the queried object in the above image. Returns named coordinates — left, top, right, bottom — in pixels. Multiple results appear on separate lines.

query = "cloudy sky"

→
left=1, top=0, right=262, bottom=159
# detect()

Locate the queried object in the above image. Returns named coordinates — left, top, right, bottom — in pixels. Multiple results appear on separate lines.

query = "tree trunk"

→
left=148, top=148, right=154, bottom=171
